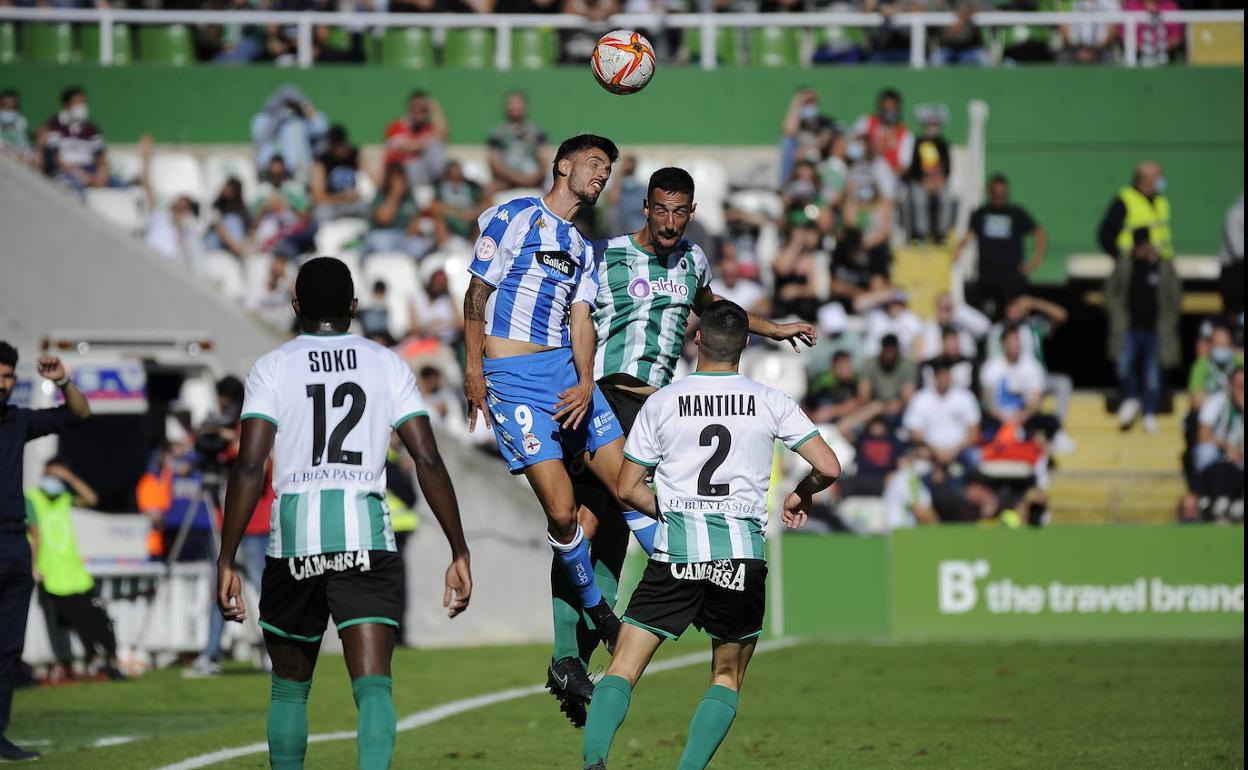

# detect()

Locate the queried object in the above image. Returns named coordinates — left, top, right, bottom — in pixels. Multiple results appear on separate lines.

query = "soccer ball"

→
left=591, top=30, right=657, bottom=95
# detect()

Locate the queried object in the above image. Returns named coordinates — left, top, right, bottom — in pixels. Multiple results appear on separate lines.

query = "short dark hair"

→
left=372, top=280, right=387, bottom=295
left=552, top=134, right=619, bottom=178
left=408, top=89, right=428, bottom=102
left=0, top=341, right=17, bottom=368
left=940, top=324, right=960, bottom=339
left=61, top=85, right=84, bottom=106
left=989, top=173, right=1009, bottom=187
left=216, top=375, right=244, bottom=405
left=1000, top=322, right=1021, bottom=341
left=881, top=333, right=900, bottom=350
left=878, top=88, right=901, bottom=104
left=832, top=350, right=851, bottom=364
left=647, top=167, right=695, bottom=202
left=0, top=88, right=16, bottom=102
left=699, top=300, right=749, bottom=363
left=930, top=356, right=953, bottom=373
left=327, top=124, right=348, bottom=144
left=418, top=366, right=441, bottom=379
left=295, top=257, right=355, bottom=323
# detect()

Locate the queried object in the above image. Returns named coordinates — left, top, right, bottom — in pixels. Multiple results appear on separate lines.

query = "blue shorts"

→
left=483, top=347, right=623, bottom=473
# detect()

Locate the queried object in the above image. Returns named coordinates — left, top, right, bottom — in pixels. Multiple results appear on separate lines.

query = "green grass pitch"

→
left=10, top=637, right=1243, bottom=769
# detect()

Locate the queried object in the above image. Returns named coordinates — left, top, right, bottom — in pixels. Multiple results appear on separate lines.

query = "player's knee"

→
left=546, top=512, right=579, bottom=541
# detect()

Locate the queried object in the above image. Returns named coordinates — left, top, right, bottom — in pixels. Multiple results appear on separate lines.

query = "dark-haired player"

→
left=217, top=257, right=472, bottom=770
left=462, top=135, right=640, bottom=706
left=582, top=300, right=842, bottom=770
left=547, top=167, right=817, bottom=725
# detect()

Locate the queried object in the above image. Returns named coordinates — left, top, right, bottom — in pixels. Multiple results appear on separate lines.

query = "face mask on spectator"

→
left=846, top=141, right=865, bottom=162
left=1211, top=346, right=1234, bottom=364
left=1155, top=176, right=1167, bottom=194
left=68, top=103, right=89, bottom=122
left=801, top=104, right=820, bottom=122
left=0, top=110, right=16, bottom=124
left=39, top=476, right=68, bottom=498
left=881, top=109, right=900, bottom=126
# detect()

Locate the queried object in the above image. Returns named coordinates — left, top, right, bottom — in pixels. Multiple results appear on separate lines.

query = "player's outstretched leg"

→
left=263, top=631, right=320, bottom=770
left=675, top=638, right=757, bottom=770
left=582, top=623, right=664, bottom=768
left=342, top=623, right=398, bottom=770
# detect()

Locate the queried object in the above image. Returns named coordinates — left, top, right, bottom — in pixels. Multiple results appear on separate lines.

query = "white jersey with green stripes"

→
left=624, top=372, right=819, bottom=563
left=241, top=333, right=428, bottom=558
left=592, top=234, right=712, bottom=388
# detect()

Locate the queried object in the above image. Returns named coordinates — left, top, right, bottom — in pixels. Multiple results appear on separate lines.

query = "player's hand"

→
left=37, top=356, right=67, bottom=382
left=553, top=380, right=593, bottom=430
left=217, top=561, right=246, bottom=623
left=769, top=322, right=817, bottom=352
left=464, top=370, right=492, bottom=432
left=782, top=491, right=812, bottom=530
left=444, top=554, right=472, bottom=619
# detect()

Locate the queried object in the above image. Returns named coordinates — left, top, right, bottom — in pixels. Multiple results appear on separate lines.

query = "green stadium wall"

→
left=4, top=65, right=1243, bottom=272
left=779, top=526, right=1245, bottom=640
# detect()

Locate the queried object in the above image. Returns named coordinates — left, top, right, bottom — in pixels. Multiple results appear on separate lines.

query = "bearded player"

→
left=546, top=167, right=817, bottom=725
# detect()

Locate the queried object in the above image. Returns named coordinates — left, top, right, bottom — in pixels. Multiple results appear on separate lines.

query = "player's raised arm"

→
left=784, top=434, right=842, bottom=530
left=218, top=417, right=275, bottom=622
left=693, top=285, right=816, bottom=352
left=397, top=416, right=472, bottom=618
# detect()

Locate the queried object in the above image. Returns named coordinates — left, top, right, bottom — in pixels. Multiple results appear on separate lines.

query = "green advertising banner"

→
left=889, top=527, right=1245, bottom=640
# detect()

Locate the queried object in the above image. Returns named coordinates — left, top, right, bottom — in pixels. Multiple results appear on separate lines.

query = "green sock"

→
left=582, top=674, right=632, bottom=766
left=676, top=685, right=739, bottom=770
left=268, top=675, right=312, bottom=770
left=351, top=675, right=396, bottom=770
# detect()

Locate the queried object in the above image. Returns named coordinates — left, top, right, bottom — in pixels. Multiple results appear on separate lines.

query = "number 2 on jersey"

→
left=306, top=382, right=366, bottom=466
left=698, top=424, right=732, bottom=497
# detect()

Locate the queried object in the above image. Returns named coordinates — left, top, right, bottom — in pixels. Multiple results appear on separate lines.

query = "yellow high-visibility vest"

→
left=1115, top=186, right=1174, bottom=259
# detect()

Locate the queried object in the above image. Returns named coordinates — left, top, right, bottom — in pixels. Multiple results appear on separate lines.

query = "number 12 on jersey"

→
left=306, top=382, right=366, bottom=466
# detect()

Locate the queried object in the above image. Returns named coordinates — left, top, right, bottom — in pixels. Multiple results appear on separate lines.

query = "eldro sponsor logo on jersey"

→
left=627, top=276, right=690, bottom=300
left=670, top=560, right=747, bottom=591
left=475, top=236, right=498, bottom=261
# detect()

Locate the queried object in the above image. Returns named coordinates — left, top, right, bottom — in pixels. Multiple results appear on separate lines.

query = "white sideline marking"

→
left=154, top=637, right=800, bottom=770
left=95, top=736, right=137, bottom=748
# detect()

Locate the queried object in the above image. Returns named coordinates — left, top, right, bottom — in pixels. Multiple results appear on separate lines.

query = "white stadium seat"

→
left=201, top=250, right=246, bottom=303
left=363, top=252, right=420, bottom=339
left=85, top=187, right=147, bottom=235
left=726, top=189, right=784, bottom=221
left=740, top=347, right=808, bottom=401
left=106, top=149, right=143, bottom=186
left=459, top=159, right=491, bottom=188
left=686, top=159, right=728, bottom=235
left=315, top=217, right=370, bottom=257
left=202, top=151, right=260, bottom=205
left=149, top=151, right=205, bottom=206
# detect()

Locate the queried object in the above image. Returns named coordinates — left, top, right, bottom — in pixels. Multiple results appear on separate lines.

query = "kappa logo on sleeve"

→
left=495, top=209, right=510, bottom=223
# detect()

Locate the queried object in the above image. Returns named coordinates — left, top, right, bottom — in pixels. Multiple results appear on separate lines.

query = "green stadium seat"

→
left=380, top=27, right=434, bottom=68
left=749, top=26, right=800, bottom=67
left=0, top=23, right=17, bottom=64
left=814, top=25, right=868, bottom=56
left=81, top=23, right=133, bottom=65
left=510, top=27, right=558, bottom=69
left=138, top=24, right=194, bottom=66
left=684, top=27, right=740, bottom=66
left=443, top=28, right=494, bottom=69
left=21, top=22, right=76, bottom=65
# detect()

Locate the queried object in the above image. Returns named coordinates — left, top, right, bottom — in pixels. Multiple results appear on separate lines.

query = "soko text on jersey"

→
left=307, top=349, right=359, bottom=373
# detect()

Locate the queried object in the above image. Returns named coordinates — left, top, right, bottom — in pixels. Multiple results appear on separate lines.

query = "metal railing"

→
left=0, top=6, right=1242, bottom=70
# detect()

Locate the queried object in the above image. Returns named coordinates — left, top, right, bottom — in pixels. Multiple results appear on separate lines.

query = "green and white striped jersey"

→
left=625, top=372, right=819, bottom=563
left=593, top=234, right=712, bottom=388
left=241, top=334, right=428, bottom=558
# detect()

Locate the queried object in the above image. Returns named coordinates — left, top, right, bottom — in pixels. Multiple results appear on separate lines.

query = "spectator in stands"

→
left=1059, top=0, right=1121, bottom=63
left=1122, top=0, right=1183, bottom=66
left=780, top=88, right=837, bottom=185
left=980, top=324, right=1061, bottom=443
left=833, top=177, right=893, bottom=291
left=205, top=178, right=253, bottom=259
left=0, top=89, right=35, bottom=167
left=1097, top=160, right=1173, bottom=261
left=606, top=153, right=646, bottom=236
left=1107, top=227, right=1181, bottom=432
left=905, top=357, right=982, bottom=468
left=384, top=90, right=449, bottom=188
left=852, top=88, right=914, bottom=178
left=905, top=104, right=955, bottom=243
left=710, top=245, right=769, bottom=316
left=430, top=160, right=486, bottom=246
left=247, top=258, right=293, bottom=331
left=964, top=472, right=1049, bottom=527
left=150, top=439, right=216, bottom=563
left=989, top=295, right=1076, bottom=450
left=417, top=365, right=462, bottom=427
left=487, top=91, right=548, bottom=192
left=849, top=415, right=907, bottom=496
left=364, top=162, right=431, bottom=258
left=921, top=327, right=976, bottom=391
left=252, top=155, right=316, bottom=260
left=914, top=291, right=990, bottom=362
left=806, top=351, right=880, bottom=434
left=862, top=0, right=918, bottom=63
left=860, top=333, right=917, bottom=423
left=818, top=131, right=851, bottom=210
left=957, top=174, right=1047, bottom=319
left=880, top=460, right=938, bottom=528
left=932, top=0, right=990, bottom=65
left=1221, top=194, right=1244, bottom=319
left=358, top=280, right=393, bottom=340
left=139, top=135, right=204, bottom=273
left=1189, top=322, right=1243, bottom=414
left=410, top=267, right=463, bottom=346
left=858, top=288, right=923, bottom=357
left=197, top=2, right=265, bottom=64
left=25, top=459, right=122, bottom=682
left=250, top=85, right=326, bottom=183
left=560, top=0, right=620, bottom=63
left=772, top=223, right=822, bottom=322
left=39, top=86, right=120, bottom=197
left=310, top=124, right=367, bottom=222
left=1189, top=366, right=1244, bottom=522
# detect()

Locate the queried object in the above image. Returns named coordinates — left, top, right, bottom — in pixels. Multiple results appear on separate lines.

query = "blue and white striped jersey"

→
left=468, top=196, right=599, bottom=348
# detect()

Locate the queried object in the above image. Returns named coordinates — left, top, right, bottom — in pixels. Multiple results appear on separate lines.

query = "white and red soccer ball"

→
left=591, top=30, right=656, bottom=95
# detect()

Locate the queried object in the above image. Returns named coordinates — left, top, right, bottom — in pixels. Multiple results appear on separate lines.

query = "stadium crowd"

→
left=0, top=0, right=1232, bottom=68
left=1, top=76, right=1243, bottom=538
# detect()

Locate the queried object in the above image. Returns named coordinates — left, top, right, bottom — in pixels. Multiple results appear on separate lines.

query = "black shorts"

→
left=259, top=550, right=403, bottom=644
left=623, top=558, right=767, bottom=642
left=569, top=384, right=651, bottom=515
